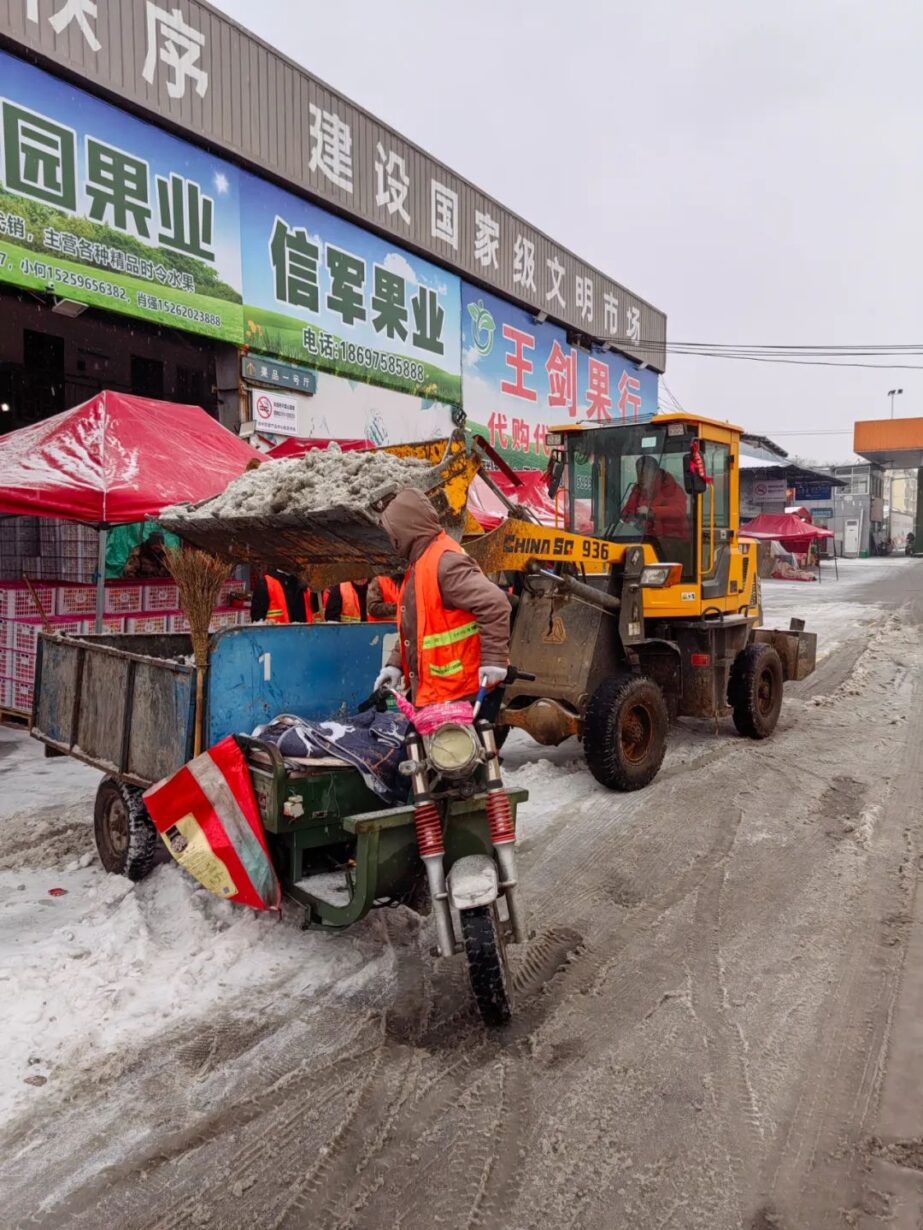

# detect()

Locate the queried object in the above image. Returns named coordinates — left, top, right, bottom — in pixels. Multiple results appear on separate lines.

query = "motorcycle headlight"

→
left=427, top=723, right=480, bottom=778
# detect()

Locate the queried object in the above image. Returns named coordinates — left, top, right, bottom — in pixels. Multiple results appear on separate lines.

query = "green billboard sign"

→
left=0, top=50, right=243, bottom=343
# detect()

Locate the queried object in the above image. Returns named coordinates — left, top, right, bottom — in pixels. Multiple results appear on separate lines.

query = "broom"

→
left=165, top=546, right=232, bottom=757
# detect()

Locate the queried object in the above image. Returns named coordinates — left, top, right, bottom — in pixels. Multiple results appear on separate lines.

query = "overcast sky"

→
left=213, top=0, right=923, bottom=463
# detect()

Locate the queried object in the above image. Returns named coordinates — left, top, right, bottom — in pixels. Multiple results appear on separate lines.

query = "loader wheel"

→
left=729, top=644, right=783, bottom=739
left=94, top=777, right=159, bottom=881
left=584, top=674, right=668, bottom=792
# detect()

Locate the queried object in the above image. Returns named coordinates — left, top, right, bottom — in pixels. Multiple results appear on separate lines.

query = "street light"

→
left=888, top=388, right=903, bottom=418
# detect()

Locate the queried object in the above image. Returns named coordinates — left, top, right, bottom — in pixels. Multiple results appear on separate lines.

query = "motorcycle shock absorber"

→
left=477, top=720, right=526, bottom=944
left=405, top=731, right=456, bottom=959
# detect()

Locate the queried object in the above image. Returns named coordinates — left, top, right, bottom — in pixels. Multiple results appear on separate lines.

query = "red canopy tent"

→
left=267, top=436, right=374, bottom=459
left=0, top=391, right=259, bottom=521
left=740, top=512, right=834, bottom=552
left=741, top=512, right=837, bottom=579
left=0, top=391, right=260, bottom=627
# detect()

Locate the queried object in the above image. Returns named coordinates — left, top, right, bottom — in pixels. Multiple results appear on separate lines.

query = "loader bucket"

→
left=159, top=431, right=482, bottom=590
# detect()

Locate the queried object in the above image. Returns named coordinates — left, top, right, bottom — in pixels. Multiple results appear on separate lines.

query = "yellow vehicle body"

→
left=467, top=412, right=762, bottom=626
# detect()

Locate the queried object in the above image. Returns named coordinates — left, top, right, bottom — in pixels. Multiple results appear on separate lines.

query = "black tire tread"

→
left=460, top=905, right=512, bottom=1027
left=94, top=777, right=159, bottom=881
left=584, top=673, right=668, bottom=792
left=728, top=643, right=784, bottom=740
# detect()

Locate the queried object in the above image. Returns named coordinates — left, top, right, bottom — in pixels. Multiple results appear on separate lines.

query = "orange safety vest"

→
left=264, top=574, right=290, bottom=624
left=264, top=574, right=313, bottom=624
left=368, top=576, right=401, bottom=623
left=340, top=582, right=362, bottom=623
left=401, top=533, right=481, bottom=706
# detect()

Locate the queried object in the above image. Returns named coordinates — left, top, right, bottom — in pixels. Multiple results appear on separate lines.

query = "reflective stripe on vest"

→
left=402, top=533, right=481, bottom=706
left=264, top=574, right=289, bottom=624
left=340, top=582, right=361, bottom=623
left=368, top=575, right=401, bottom=623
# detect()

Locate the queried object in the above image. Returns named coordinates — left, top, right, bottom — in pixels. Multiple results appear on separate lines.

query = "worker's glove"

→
left=480, top=665, right=509, bottom=689
left=374, top=665, right=403, bottom=692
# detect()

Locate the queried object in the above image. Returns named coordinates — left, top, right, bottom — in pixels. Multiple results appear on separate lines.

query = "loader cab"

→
left=554, top=414, right=751, bottom=619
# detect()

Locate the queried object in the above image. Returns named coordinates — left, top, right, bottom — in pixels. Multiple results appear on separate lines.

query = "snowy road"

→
left=2, top=557, right=922, bottom=1229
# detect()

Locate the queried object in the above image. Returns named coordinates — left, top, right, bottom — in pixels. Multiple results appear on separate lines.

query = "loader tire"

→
left=584, top=674, right=668, bottom=792
left=94, top=777, right=159, bottom=881
left=729, top=643, right=783, bottom=739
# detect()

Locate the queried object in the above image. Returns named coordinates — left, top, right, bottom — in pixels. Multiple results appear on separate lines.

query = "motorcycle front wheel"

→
left=460, top=903, right=513, bottom=1027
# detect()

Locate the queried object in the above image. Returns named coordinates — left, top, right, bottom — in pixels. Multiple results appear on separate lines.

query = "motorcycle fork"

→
left=477, top=721, right=526, bottom=945
left=405, top=732, right=457, bottom=958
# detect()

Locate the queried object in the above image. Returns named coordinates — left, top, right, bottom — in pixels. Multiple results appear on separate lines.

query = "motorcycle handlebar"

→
left=506, top=666, right=536, bottom=684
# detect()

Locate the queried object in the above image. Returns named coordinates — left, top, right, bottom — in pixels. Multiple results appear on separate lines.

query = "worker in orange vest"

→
left=325, top=579, right=369, bottom=623
left=373, top=489, right=510, bottom=711
left=367, top=574, right=403, bottom=622
left=251, top=569, right=316, bottom=623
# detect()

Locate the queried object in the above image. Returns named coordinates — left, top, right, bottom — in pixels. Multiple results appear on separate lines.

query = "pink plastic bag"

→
left=391, top=691, right=474, bottom=734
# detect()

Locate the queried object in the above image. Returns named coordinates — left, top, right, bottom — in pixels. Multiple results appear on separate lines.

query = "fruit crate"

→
left=0, top=583, right=56, bottom=620
left=141, top=582, right=180, bottom=611
left=104, top=583, right=144, bottom=615
left=55, top=584, right=98, bottom=616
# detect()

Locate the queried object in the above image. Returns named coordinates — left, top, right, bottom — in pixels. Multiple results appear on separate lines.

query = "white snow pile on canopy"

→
left=166, top=443, right=431, bottom=520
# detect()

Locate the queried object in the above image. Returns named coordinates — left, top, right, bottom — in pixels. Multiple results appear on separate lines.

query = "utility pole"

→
left=888, top=388, right=903, bottom=418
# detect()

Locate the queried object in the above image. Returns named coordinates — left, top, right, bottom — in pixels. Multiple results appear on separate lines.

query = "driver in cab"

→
left=623, top=455, right=690, bottom=539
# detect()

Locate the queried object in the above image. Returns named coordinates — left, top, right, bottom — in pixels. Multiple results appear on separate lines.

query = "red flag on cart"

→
left=144, top=736, right=281, bottom=912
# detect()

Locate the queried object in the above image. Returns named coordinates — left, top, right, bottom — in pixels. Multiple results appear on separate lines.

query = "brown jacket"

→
left=367, top=574, right=400, bottom=620
left=382, top=489, right=510, bottom=692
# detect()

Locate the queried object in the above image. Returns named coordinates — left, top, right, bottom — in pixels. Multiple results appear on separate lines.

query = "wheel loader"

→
left=465, top=413, right=817, bottom=790
left=163, top=420, right=815, bottom=794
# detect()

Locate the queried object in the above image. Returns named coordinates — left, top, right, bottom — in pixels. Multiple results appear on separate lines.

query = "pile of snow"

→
left=167, top=443, right=431, bottom=520
left=0, top=861, right=386, bottom=1121
left=0, top=729, right=390, bottom=1123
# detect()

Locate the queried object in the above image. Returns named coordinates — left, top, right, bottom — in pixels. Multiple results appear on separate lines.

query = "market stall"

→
left=0, top=391, right=259, bottom=718
left=740, top=512, right=837, bottom=581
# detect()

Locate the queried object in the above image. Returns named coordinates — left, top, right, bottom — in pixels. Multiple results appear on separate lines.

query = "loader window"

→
left=569, top=423, right=696, bottom=578
left=701, top=442, right=730, bottom=578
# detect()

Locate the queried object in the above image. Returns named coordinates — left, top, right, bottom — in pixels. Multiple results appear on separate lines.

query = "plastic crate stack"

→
left=0, top=577, right=248, bottom=716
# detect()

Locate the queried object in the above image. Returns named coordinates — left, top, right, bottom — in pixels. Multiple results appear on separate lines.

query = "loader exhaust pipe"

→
left=530, top=565, right=622, bottom=615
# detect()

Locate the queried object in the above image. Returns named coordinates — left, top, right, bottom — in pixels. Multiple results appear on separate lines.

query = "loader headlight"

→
left=641, top=564, right=683, bottom=588
left=427, top=723, right=480, bottom=778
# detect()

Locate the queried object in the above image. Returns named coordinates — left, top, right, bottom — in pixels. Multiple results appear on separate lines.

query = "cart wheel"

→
left=460, top=904, right=513, bottom=1027
left=729, top=644, right=784, bottom=739
left=93, top=777, right=159, bottom=881
left=584, top=673, right=668, bottom=791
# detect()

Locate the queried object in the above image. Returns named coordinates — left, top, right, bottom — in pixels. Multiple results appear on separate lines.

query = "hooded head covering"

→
left=381, top=488, right=442, bottom=563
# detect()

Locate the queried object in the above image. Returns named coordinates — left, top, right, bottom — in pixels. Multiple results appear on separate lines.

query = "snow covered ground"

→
left=0, top=729, right=391, bottom=1125
left=0, top=556, right=908, bottom=1132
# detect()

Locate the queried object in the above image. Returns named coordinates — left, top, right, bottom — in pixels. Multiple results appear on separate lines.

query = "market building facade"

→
left=0, top=0, right=666, bottom=464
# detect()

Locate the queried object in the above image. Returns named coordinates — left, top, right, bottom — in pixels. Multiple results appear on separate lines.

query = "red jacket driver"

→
left=623, top=457, right=690, bottom=538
